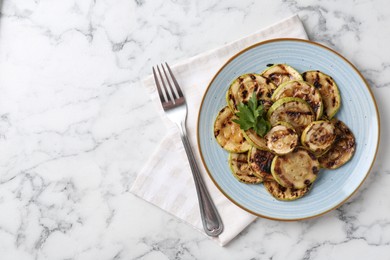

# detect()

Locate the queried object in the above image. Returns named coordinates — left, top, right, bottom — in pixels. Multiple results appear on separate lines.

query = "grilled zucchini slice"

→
left=265, top=123, right=298, bottom=155
left=242, top=129, right=268, bottom=150
left=302, top=71, right=341, bottom=119
left=272, top=80, right=323, bottom=120
left=271, top=147, right=320, bottom=189
left=301, top=121, right=336, bottom=156
left=261, top=64, right=303, bottom=86
left=264, top=180, right=312, bottom=201
left=214, top=106, right=251, bottom=152
left=226, top=73, right=276, bottom=112
left=319, top=119, right=356, bottom=169
left=267, top=97, right=315, bottom=135
left=248, top=147, right=275, bottom=181
left=229, top=152, right=262, bottom=184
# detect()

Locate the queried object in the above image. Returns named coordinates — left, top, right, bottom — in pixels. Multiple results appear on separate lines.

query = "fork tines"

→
left=152, top=63, right=185, bottom=110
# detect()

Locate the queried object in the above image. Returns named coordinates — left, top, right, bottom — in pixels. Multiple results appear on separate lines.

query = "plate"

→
left=197, top=38, right=379, bottom=220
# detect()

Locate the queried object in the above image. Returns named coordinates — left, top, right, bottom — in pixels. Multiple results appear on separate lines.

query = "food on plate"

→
left=248, top=147, right=275, bottom=181
left=231, top=92, right=271, bottom=137
left=267, top=97, right=315, bottom=135
left=226, top=73, right=276, bottom=113
left=229, top=152, right=262, bottom=184
left=263, top=180, right=312, bottom=201
left=271, top=147, right=319, bottom=189
left=264, top=123, right=298, bottom=155
left=318, top=119, right=356, bottom=169
left=271, top=80, right=323, bottom=120
left=214, top=106, right=251, bottom=153
left=215, top=64, right=355, bottom=201
left=261, top=64, right=303, bottom=86
left=302, top=70, right=341, bottom=119
left=301, top=120, right=336, bottom=156
left=242, top=129, right=268, bottom=150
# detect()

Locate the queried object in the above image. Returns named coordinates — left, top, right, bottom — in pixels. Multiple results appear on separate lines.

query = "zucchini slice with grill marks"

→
left=319, top=119, right=356, bottom=169
left=265, top=123, right=298, bottom=155
left=267, top=97, right=315, bottom=135
left=214, top=106, right=251, bottom=152
left=242, top=129, right=268, bottom=150
left=248, top=147, right=275, bottom=181
left=229, top=152, right=262, bottom=184
left=272, top=80, right=324, bottom=120
left=271, top=147, right=320, bottom=189
left=302, top=70, right=341, bottom=119
left=301, top=120, right=336, bottom=156
left=264, top=180, right=312, bottom=201
left=226, top=73, right=276, bottom=113
left=261, top=64, right=303, bottom=86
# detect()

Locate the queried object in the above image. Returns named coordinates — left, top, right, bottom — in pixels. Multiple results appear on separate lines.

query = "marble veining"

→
left=0, top=0, right=389, bottom=259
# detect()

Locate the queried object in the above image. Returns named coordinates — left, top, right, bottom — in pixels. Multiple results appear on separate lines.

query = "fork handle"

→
left=178, top=124, right=224, bottom=237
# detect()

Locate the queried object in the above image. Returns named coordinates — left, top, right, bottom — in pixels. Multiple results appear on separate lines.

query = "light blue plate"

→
left=198, top=38, right=379, bottom=220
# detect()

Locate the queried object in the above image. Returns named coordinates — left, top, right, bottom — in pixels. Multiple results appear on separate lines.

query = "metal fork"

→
left=152, top=63, right=223, bottom=237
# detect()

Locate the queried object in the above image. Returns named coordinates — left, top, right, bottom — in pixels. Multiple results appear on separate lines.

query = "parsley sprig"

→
left=232, top=93, right=271, bottom=137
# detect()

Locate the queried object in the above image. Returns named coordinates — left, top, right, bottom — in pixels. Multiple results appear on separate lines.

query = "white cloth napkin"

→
left=131, top=14, right=308, bottom=246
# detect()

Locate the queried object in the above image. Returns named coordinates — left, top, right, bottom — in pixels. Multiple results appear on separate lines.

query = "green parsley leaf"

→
left=255, top=117, right=271, bottom=137
left=233, top=93, right=271, bottom=137
left=248, top=93, right=258, bottom=115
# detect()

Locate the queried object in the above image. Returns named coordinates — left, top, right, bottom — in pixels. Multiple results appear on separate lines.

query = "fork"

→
left=152, top=63, right=223, bottom=237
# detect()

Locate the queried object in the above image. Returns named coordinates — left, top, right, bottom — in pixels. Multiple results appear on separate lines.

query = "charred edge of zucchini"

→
left=214, top=106, right=251, bottom=153
left=249, top=147, right=275, bottom=180
left=229, top=152, right=262, bottom=184
left=318, top=119, right=356, bottom=169
left=264, top=180, right=312, bottom=201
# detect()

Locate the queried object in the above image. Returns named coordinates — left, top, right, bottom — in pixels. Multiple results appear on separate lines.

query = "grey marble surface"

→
left=0, top=0, right=389, bottom=259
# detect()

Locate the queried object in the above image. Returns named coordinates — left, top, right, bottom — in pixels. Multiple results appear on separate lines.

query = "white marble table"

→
left=0, top=0, right=389, bottom=259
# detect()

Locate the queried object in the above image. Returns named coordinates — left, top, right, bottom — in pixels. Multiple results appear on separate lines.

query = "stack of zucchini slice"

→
left=214, top=64, right=356, bottom=201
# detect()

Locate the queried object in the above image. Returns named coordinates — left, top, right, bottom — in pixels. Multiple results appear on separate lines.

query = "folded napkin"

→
left=131, top=14, right=308, bottom=246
